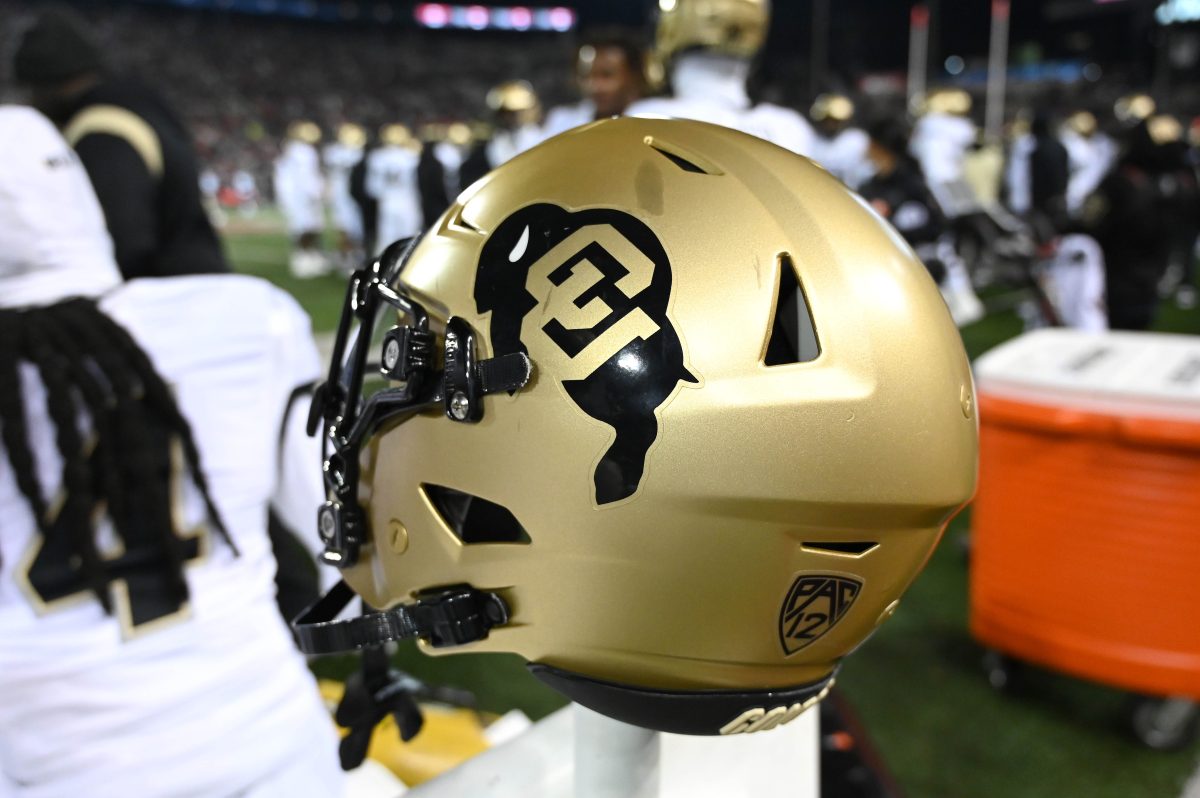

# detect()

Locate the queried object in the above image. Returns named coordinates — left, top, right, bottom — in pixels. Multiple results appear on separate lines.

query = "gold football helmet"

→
left=1064, top=110, right=1097, bottom=138
left=287, top=120, right=322, bottom=145
left=300, top=117, right=977, bottom=736
left=656, top=0, right=770, bottom=66
left=337, top=122, right=367, bottom=149
left=486, top=80, right=542, bottom=127
left=1147, top=114, right=1183, bottom=145
left=1115, top=93, right=1156, bottom=125
left=811, top=93, right=855, bottom=123
left=380, top=123, right=419, bottom=151
left=920, top=87, right=972, bottom=117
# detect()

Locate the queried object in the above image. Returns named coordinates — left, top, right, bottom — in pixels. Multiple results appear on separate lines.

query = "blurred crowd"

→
left=1, top=0, right=1197, bottom=331
left=0, top=0, right=575, bottom=204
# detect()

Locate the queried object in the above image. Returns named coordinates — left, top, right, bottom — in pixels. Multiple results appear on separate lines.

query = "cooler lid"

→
left=973, top=329, right=1200, bottom=421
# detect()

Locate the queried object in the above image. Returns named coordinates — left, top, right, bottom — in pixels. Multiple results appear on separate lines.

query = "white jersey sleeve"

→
left=0, top=275, right=341, bottom=798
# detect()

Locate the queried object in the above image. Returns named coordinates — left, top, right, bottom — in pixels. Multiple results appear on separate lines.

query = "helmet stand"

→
left=400, top=702, right=819, bottom=797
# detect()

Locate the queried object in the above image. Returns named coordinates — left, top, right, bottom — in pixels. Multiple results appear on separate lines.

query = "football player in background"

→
left=909, top=88, right=978, bottom=194
left=365, top=123, right=425, bottom=256
left=1060, top=110, right=1117, bottom=220
left=0, top=106, right=341, bottom=797
left=12, top=8, right=229, bottom=280
left=808, top=93, right=871, bottom=189
left=541, top=28, right=649, bottom=140
left=424, top=121, right=474, bottom=202
left=860, top=118, right=953, bottom=287
left=274, top=120, right=329, bottom=278
left=323, top=122, right=367, bottom=272
left=458, top=80, right=544, bottom=190
left=627, top=0, right=815, bottom=157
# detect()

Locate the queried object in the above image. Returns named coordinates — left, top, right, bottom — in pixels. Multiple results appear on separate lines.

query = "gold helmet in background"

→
left=337, top=122, right=367, bottom=149
left=920, top=87, right=972, bottom=117
left=287, top=120, right=322, bottom=144
left=1114, top=93, right=1156, bottom=125
left=446, top=122, right=473, bottom=147
left=1148, top=114, right=1183, bottom=145
left=1064, top=110, right=1097, bottom=138
left=810, top=93, right=855, bottom=123
left=655, top=0, right=770, bottom=66
left=380, top=123, right=419, bottom=151
left=307, top=117, right=977, bottom=736
left=486, top=80, right=542, bottom=127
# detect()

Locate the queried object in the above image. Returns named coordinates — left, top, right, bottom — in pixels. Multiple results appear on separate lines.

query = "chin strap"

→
left=294, top=582, right=508, bottom=770
left=292, top=580, right=511, bottom=656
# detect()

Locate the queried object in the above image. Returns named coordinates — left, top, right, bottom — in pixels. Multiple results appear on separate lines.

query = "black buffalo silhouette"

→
left=473, top=204, right=696, bottom=505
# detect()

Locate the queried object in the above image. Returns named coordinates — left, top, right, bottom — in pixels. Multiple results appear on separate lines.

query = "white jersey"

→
left=366, top=145, right=423, bottom=255
left=273, top=140, right=324, bottom=235
left=542, top=100, right=595, bottom=141
left=485, top=125, right=543, bottom=171
left=1061, top=129, right=1116, bottom=218
left=627, top=53, right=815, bottom=158
left=433, top=140, right=468, bottom=201
left=1043, top=233, right=1107, bottom=332
left=1005, top=132, right=1036, bottom=215
left=910, top=112, right=977, bottom=187
left=0, top=276, right=342, bottom=798
left=323, top=141, right=364, bottom=239
left=810, top=127, right=871, bottom=189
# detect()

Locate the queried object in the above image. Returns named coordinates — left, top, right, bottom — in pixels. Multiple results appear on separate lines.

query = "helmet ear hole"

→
left=763, top=253, right=819, bottom=366
left=423, top=484, right=532, bottom=545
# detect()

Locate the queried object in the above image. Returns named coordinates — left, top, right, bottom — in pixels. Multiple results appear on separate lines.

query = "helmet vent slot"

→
left=763, top=252, right=820, bottom=365
left=802, top=541, right=878, bottom=556
left=653, top=147, right=708, bottom=174
left=423, top=484, right=531, bottom=545
left=642, top=135, right=723, bottom=175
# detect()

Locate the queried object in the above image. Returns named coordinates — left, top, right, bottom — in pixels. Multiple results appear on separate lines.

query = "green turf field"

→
left=225, top=220, right=1200, bottom=796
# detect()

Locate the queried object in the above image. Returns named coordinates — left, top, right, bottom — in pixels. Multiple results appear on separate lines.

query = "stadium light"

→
left=1157, top=0, right=1200, bottom=24
left=510, top=6, right=533, bottom=29
left=416, top=3, right=451, bottom=28
left=413, top=3, right=575, bottom=32
left=548, top=7, right=573, bottom=31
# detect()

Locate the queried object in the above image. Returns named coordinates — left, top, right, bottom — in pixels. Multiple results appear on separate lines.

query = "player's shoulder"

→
left=0, top=105, right=61, bottom=148
left=102, top=274, right=312, bottom=353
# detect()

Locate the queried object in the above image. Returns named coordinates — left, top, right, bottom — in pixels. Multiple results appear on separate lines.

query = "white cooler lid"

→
left=972, top=328, right=1200, bottom=421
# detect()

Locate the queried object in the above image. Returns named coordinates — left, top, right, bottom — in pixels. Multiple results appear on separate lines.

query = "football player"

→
left=365, top=123, right=424, bottom=257
left=323, top=122, right=367, bottom=272
left=809, top=93, right=871, bottom=189
left=458, top=81, right=545, bottom=191
left=0, top=106, right=341, bottom=797
left=627, top=0, right=815, bottom=157
left=542, top=29, right=649, bottom=140
left=273, top=120, right=329, bottom=278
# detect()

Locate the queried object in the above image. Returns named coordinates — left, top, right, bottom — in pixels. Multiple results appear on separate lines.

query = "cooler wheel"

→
left=1129, top=696, right=1200, bottom=751
left=981, top=649, right=1019, bottom=692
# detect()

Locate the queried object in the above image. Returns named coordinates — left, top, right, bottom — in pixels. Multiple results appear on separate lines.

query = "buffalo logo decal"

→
left=779, top=575, right=862, bottom=656
left=473, top=204, right=696, bottom=505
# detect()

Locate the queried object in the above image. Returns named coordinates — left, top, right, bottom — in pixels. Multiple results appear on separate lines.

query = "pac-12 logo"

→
left=778, top=575, right=862, bottom=656
left=473, top=204, right=696, bottom=505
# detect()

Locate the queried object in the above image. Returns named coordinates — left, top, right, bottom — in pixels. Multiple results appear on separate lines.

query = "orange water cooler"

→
left=969, top=329, right=1200, bottom=747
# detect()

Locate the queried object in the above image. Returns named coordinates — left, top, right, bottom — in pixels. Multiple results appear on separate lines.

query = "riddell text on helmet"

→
left=718, top=681, right=834, bottom=735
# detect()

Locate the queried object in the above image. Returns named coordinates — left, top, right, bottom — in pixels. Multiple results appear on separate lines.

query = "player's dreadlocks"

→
left=0, top=297, right=231, bottom=614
